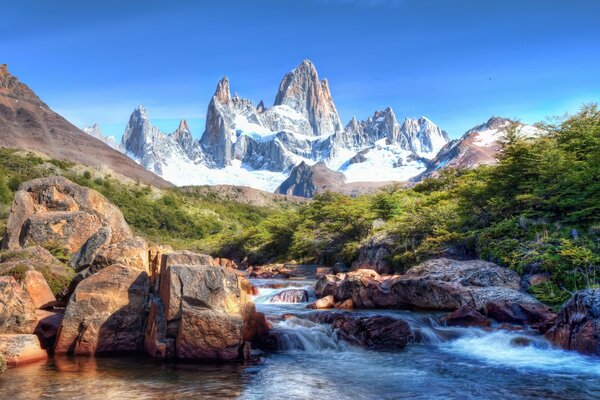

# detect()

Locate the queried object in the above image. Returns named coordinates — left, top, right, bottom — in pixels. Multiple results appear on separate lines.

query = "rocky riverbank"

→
left=0, top=177, right=268, bottom=367
left=1, top=176, right=599, bottom=372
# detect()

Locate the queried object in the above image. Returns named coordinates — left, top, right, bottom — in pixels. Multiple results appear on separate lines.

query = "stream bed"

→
left=1, top=277, right=600, bottom=399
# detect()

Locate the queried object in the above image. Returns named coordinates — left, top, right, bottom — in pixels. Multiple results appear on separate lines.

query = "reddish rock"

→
left=243, top=310, right=270, bottom=342
left=0, top=334, right=47, bottom=367
left=269, top=289, right=309, bottom=303
left=144, top=296, right=173, bottom=359
left=314, top=258, right=552, bottom=326
left=20, top=211, right=103, bottom=254
left=21, top=270, right=56, bottom=309
left=0, top=276, right=38, bottom=334
left=350, top=233, right=395, bottom=275
left=315, top=266, right=333, bottom=278
left=157, top=262, right=256, bottom=361
left=545, top=289, right=600, bottom=356
left=34, top=309, right=63, bottom=350
left=306, top=295, right=335, bottom=309
left=2, top=177, right=133, bottom=255
left=335, top=299, right=354, bottom=309
left=91, top=236, right=149, bottom=273
left=54, top=264, right=150, bottom=355
left=239, top=277, right=258, bottom=296
left=440, top=306, right=490, bottom=327
left=309, top=312, right=412, bottom=350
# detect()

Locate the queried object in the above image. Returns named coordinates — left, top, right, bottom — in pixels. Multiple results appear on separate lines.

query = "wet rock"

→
left=243, top=310, right=270, bottom=343
left=34, top=309, right=63, bottom=350
left=510, top=336, right=533, bottom=347
left=249, top=264, right=291, bottom=279
left=315, top=258, right=552, bottom=326
left=335, top=299, right=354, bottom=310
left=239, top=277, right=258, bottom=296
left=440, top=305, right=490, bottom=327
left=309, top=312, right=412, bottom=350
left=332, top=262, right=349, bottom=274
left=0, top=276, right=38, bottom=334
left=0, top=334, right=47, bottom=367
left=306, top=295, right=335, bottom=309
left=314, top=273, right=343, bottom=298
left=54, top=264, right=150, bottom=355
left=316, top=266, right=333, bottom=278
left=269, top=289, right=309, bottom=303
left=545, top=289, right=600, bottom=356
left=21, top=270, right=56, bottom=309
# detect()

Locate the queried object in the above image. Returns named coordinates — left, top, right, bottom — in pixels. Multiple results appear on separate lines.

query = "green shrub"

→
left=42, top=242, right=71, bottom=263
left=528, top=282, right=571, bottom=311
left=6, top=264, right=29, bottom=282
left=39, top=266, right=74, bottom=299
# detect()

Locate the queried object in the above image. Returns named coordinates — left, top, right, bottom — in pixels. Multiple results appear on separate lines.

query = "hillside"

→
left=0, top=148, right=299, bottom=253
left=0, top=64, right=171, bottom=188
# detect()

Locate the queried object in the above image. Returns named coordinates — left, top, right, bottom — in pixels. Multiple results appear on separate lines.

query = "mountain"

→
left=416, top=117, right=545, bottom=179
left=0, top=64, right=171, bottom=188
left=273, top=59, right=342, bottom=136
left=82, top=123, right=119, bottom=150
left=119, top=60, right=450, bottom=195
left=275, top=161, right=345, bottom=197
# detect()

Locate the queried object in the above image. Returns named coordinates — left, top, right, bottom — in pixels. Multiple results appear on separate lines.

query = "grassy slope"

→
left=0, top=148, right=298, bottom=254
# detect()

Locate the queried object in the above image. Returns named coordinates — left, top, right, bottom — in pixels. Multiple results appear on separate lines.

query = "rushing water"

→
left=2, top=277, right=600, bottom=399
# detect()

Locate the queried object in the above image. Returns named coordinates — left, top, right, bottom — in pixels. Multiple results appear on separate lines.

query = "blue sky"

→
left=2, top=0, right=599, bottom=140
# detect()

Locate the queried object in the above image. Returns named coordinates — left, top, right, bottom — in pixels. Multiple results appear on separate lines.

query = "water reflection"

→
left=0, top=356, right=248, bottom=399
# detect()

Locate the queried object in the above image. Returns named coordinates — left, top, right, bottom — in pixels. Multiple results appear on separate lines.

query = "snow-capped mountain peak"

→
left=81, top=123, right=119, bottom=150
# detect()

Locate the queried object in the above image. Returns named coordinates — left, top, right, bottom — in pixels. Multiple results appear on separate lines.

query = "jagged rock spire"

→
left=273, top=59, right=342, bottom=136
left=214, top=77, right=231, bottom=105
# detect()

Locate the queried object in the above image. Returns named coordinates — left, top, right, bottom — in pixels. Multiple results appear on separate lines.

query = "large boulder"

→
left=2, top=177, right=132, bottom=258
left=0, top=334, right=47, bottom=367
left=351, top=233, right=396, bottom=275
left=0, top=276, right=38, bottom=334
left=545, top=289, right=600, bottom=356
left=21, top=270, right=56, bottom=309
left=148, top=252, right=265, bottom=361
left=269, top=289, right=309, bottom=303
left=309, top=312, right=413, bottom=350
left=316, top=258, right=553, bottom=326
left=54, top=264, right=149, bottom=355
left=89, top=236, right=149, bottom=273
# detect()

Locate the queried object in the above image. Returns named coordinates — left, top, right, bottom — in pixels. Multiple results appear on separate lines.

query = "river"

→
left=1, top=277, right=599, bottom=399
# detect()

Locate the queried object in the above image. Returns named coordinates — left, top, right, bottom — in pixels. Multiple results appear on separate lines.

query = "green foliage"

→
left=42, top=242, right=71, bottom=263
left=528, top=282, right=571, bottom=311
left=1, top=104, right=600, bottom=308
left=0, top=147, right=292, bottom=253
left=6, top=264, right=29, bottom=282
left=39, top=266, right=74, bottom=299
left=221, top=104, right=600, bottom=306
